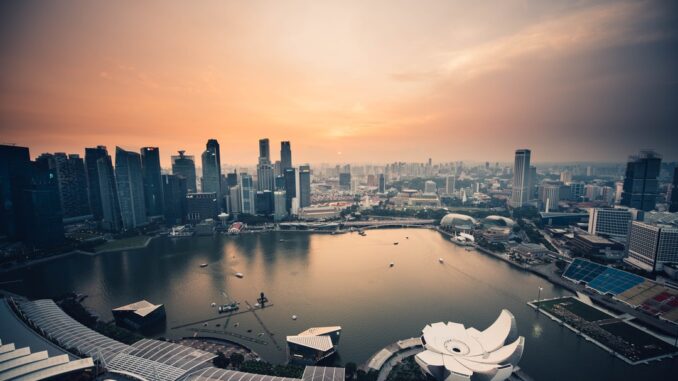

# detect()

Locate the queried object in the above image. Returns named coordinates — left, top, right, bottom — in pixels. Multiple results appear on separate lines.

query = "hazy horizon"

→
left=2, top=0, right=677, bottom=165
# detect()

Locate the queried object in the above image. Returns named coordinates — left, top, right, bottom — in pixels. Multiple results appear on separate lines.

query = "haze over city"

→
left=2, top=0, right=678, bottom=165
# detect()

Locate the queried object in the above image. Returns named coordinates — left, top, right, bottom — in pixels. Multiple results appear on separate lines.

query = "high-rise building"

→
left=140, top=147, right=164, bottom=217
left=588, top=207, right=640, bottom=239
left=424, top=180, right=437, bottom=194
left=257, top=163, right=275, bottom=191
left=298, top=165, right=311, bottom=208
left=620, top=150, right=661, bottom=211
left=186, top=192, right=218, bottom=223
left=273, top=190, right=287, bottom=221
left=21, top=160, right=65, bottom=247
left=229, top=184, right=242, bottom=215
left=259, top=138, right=271, bottom=163
left=625, top=221, right=678, bottom=272
left=584, top=184, right=602, bottom=201
left=96, top=152, right=122, bottom=231
left=48, top=153, right=90, bottom=219
left=115, top=147, right=147, bottom=229
left=538, top=183, right=561, bottom=212
left=162, top=174, right=187, bottom=225
left=510, top=149, right=531, bottom=208
left=171, top=151, right=197, bottom=192
left=84, top=146, right=109, bottom=220
left=670, top=167, right=678, bottom=213
left=201, top=140, right=222, bottom=204
left=445, top=176, right=456, bottom=195
left=280, top=141, right=292, bottom=170
left=378, top=174, right=386, bottom=193
left=339, top=172, right=351, bottom=191
left=0, top=145, right=31, bottom=239
left=240, top=173, right=255, bottom=214
left=569, top=182, right=584, bottom=201
left=283, top=168, right=296, bottom=212
left=560, top=171, right=572, bottom=184
left=255, top=190, right=274, bottom=215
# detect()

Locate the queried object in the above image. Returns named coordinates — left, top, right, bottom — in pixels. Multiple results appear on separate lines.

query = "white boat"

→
left=200, top=263, right=208, bottom=268
left=235, top=272, right=244, bottom=278
left=292, top=315, right=298, bottom=320
left=211, top=302, right=216, bottom=307
left=439, top=258, right=444, bottom=263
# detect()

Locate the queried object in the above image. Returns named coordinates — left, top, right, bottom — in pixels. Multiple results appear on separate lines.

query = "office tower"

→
left=620, top=150, right=661, bottom=211
left=275, top=175, right=285, bottom=190
left=47, top=153, right=90, bottom=219
left=445, top=175, right=456, bottom=195
left=0, top=145, right=31, bottom=240
left=614, top=181, right=624, bottom=204
left=257, top=163, right=275, bottom=191
left=568, top=182, right=584, bottom=201
left=298, top=165, right=311, bottom=208
left=255, top=190, right=274, bottom=215
left=281, top=141, right=292, bottom=170
left=240, top=173, right=255, bottom=214
left=538, top=183, right=561, bottom=212
left=670, top=168, right=678, bottom=213
left=586, top=166, right=594, bottom=177
left=140, top=147, right=164, bottom=217
left=84, top=146, right=109, bottom=220
left=273, top=190, right=287, bottom=221
left=424, top=180, right=437, bottom=194
left=367, top=174, right=376, bottom=187
left=162, top=174, right=187, bottom=225
left=379, top=174, right=386, bottom=193
left=529, top=166, right=537, bottom=199
left=274, top=161, right=282, bottom=176
left=226, top=172, right=239, bottom=187
left=588, top=207, right=640, bottom=239
left=96, top=153, right=122, bottom=231
left=186, top=192, right=218, bottom=223
left=259, top=138, right=271, bottom=162
left=601, top=186, right=615, bottom=205
left=625, top=221, right=678, bottom=272
left=171, top=151, right=197, bottom=192
left=201, top=140, right=222, bottom=204
left=560, top=171, right=572, bottom=184
left=229, top=184, right=242, bottom=215
left=339, top=172, right=351, bottom=191
left=20, top=161, right=65, bottom=247
left=585, top=184, right=602, bottom=201
left=283, top=168, right=296, bottom=212
left=510, top=149, right=531, bottom=207
left=115, top=147, right=147, bottom=229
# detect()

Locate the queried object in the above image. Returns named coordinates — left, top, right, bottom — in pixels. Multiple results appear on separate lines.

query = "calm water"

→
left=2, top=229, right=676, bottom=380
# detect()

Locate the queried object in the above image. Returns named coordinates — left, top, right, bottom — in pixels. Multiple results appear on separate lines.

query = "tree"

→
left=345, top=362, right=357, bottom=380
left=230, top=353, right=245, bottom=369
left=213, top=351, right=230, bottom=369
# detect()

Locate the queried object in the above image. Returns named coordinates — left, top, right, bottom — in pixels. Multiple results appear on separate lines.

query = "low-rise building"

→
left=570, top=233, right=625, bottom=262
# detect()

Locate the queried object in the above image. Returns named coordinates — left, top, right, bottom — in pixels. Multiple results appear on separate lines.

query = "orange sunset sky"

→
left=1, top=0, right=677, bottom=166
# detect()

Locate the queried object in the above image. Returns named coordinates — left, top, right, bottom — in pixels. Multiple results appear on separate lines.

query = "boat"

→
left=210, top=302, right=216, bottom=307
left=292, top=315, right=298, bottom=320
left=279, top=239, right=285, bottom=242
left=393, top=242, right=399, bottom=245
left=235, top=272, right=244, bottom=278
left=200, top=263, right=208, bottom=268
left=439, top=258, right=444, bottom=263
left=389, top=262, right=395, bottom=267
left=406, top=237, right=409, bottom=239
left=218, top=302, right=240, bottom=313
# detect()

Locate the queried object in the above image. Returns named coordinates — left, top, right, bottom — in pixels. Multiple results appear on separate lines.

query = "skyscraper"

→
left=141, top=147, right=164, bottom=217
left=298, top=165, right=311, bottom=208
left=510, top=149, right=531, bottom=208
left=625, top=221, right=678, bottom=272
left=283, top=168, right=296, bottom=212
left=84, top=146, right=109, bottom=220
left=115, top=147, right=146, bottom=229
left=22, top=160, right=65, bottom=247
left=240, top=173, right=255, bottom=214
left=162, top=174, right=187, bottom=225
left=339, top=172, right=351, bottom=191
left=201, top=140, right=222, bottom=204
left=280, top=141, right=292, bottom=170
left=670, top=167, right=678, bottom=213
left=257, top=138, right=274, bottom=191
left=171, top=150, right=197, bottom=192
left=538, top=183, right=561, bottom=212
left=0, top=145, right=32, bottom=240
left=445, top=175, right=455, bottom=195
left=620, top=150, right=661, bottom=211
left=50, top=153, right=90, bottom=219
left=378, top=174, right=386, bottom=193
left=273, top=190, right=287, bottom=221
left=96, top=151, right=122, bottom=231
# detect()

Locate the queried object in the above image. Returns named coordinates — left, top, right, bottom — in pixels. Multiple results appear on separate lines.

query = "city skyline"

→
left=2, top=0, right=677, bottom=164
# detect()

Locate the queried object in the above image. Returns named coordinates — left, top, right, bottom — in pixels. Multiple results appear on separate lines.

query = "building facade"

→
left=298, top=165, right=311, bottom=208
left=171, top=151, right=197, bottom=192
left=625, top=221, right=678, bottom=272
left=620, top=150, right=661, bottom=211
left=141, top=147, right=164, bottom=217
left=186, top=192, right=218, bottom=223
left=84, top=146, right=109, bottom=220
left=510, top=149, right=531, bottom=207
left=115, top=147, right=147, bottom=229
left=587, top=207, right=638, bottom=239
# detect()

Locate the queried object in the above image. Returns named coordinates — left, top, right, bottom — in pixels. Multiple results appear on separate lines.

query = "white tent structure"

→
left=414, top=310, right=524, bottom=381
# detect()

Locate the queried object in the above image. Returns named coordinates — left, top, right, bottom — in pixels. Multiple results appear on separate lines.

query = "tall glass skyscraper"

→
left=141, top=147, right=164, bottom=217
left=280, top=141, right=292, bottom=170
left=620, top=150, right=661, bottom=211
left=97, top=153, right=122, bottom=231
left=257, top=138, right=274, bottom=191
left=171, top=150, right=197, bottom=192
left=201, top=139, right=222, bottom=206
left=510, top=149, right=531, bottom=208
left=84, top=146, right=109, bottom=220
left=298, top=165, right=311, bottom=208
left=240, top=173, right=255, bottom=214
left=115, top=147, right=146, bottom=229
left=46, top=153, right=90, bottom=219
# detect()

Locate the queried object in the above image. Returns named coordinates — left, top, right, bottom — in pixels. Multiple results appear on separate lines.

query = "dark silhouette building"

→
left=171, top=150, right=197, bottom=192
left=115, top=147, right=146, bottom=229
left=84, top=146, right=109, bottom=220
left=97, top=153, right=122, bottom=231
left=141, top=147, right=164, bottom=217
left=21, top=161, right=65, bottom=247
left=201, top=140, right=222, bottom=206
left=620, top=150, right=661, bottom=211
left=38, top=153, right=90, bottom=219
left=283, top=167, right=296, bottom=211
left=670, top=167, right=678, bottom=213
left=186, top=192, right=218, bottom=223
left=0, top=145, right=32, bottom=239
left=298, top=165, right=311, bottom=208
left=281, top=141, right=292, bottom=170
left=162, top=174, right=187, bottom=225
left=379, top=173, right=385, bottom=193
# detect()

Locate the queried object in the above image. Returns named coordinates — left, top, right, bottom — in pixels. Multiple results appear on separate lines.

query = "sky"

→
left=1, top=0, right=677, bottom=166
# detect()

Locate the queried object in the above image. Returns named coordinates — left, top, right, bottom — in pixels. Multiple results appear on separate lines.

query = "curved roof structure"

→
left=184, top=367, right=298, bottom=381
left=440, top=214, right=477, bottom=229
left=0, top=339, right=94, bottom=381
left=483, top=216, right=515, bottom=227
left=414, top=310, right=524, bottom=381
left=15, top=299, right=129, bottom=363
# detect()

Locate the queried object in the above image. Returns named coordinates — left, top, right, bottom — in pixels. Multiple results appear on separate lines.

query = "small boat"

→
left=406, top=237, right=409, bottom=239
left=393, top=242, right=399, bottom=245
left=211, top=302, right=216, bottom=307
left=234, top=322, right=239, bottom=327
left=235, top=272, right=244, bottom=278
left=292, top=315, right=298, bottom=320
left=389, top=262, right=395, bottom=267
left=254, top=303, right=260, bottom=308
left=439, top=258, right=444, bottom=263
left=200, top=263, right=208, bottom=268
left=279, top=239, right=285, bottom=242
left=218, top=302, right=240, bottom=313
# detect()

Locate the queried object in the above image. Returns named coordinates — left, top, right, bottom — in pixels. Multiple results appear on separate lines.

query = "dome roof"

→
left=440, top=213, right=477, bottom=228
left=484, top=215, right=515, bottom=227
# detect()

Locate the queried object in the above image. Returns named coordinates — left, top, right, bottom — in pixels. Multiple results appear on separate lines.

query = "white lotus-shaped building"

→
left=415, top=309, right=524, bottom=381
